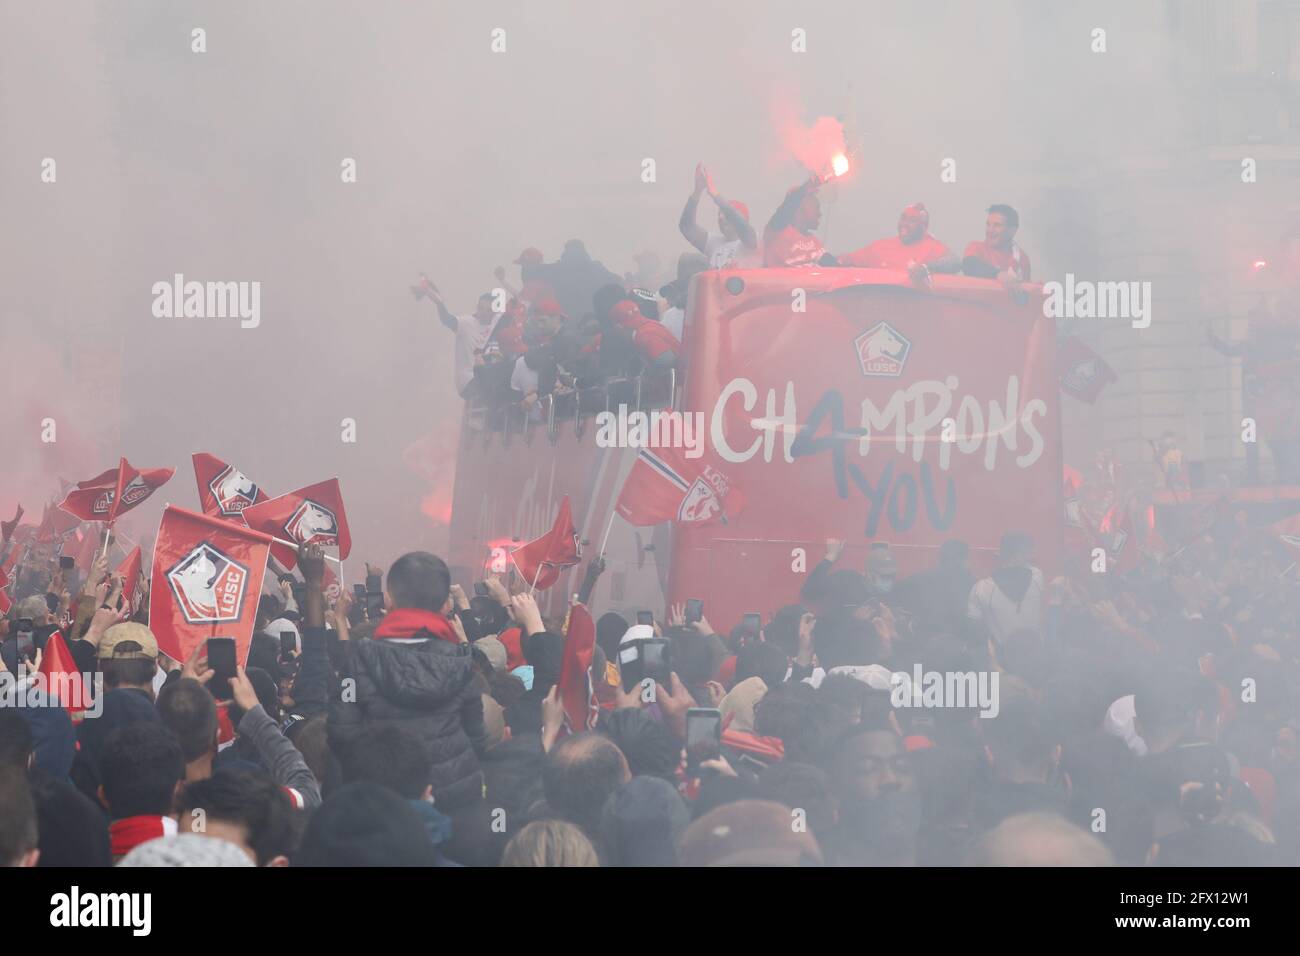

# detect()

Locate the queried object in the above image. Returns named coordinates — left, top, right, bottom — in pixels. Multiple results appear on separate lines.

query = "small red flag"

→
left=1, top=504, right=22, bottom=543
left=192, top=452, right=268, bottom=523
left=38, top=632, right=93, bottom=721
left=0, top=547, right=20, bottom=615
left=60, top=459, right=173, bottom=523
left=241, top=478, right=352, bottom=570
left=511, top=495, right=581, bottom=590
left=1058, top=336, right=1118, bottom=404
left=558, top=603, right=599, bottom=734
left=115, top=546, right=146, bottom=617
left=148, top=505, right=274, bottom=666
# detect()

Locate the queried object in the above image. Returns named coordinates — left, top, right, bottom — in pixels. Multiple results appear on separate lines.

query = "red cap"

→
left=514, top=247, right=544, bottom=265
left=609, top=300, right=644, bottom=326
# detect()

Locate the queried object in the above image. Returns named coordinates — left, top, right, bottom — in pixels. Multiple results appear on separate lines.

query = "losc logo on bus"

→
left=166, top=542, right=249, bottom=624
left=854, top=321, right=911, bottom=378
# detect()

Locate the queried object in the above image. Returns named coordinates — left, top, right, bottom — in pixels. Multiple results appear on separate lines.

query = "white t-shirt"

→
left=966, top=566, right=1044, bottom=645
left=660, top=306, right=684, bottom=342
left=455, top=314, right=495, bottom=394
left=510, top=355, right=540, bottom=395
left=705, top=233, right=746, bottom=269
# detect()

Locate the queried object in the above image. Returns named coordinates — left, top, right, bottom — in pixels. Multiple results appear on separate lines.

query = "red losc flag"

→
left=60, top=459, right=173, bottom=523
left=149, top=505, right=273, bottom=667
left=615, top=446, right=745, bottom=527
left=1058, top=336, right=1118, bottom=405
left=192, top=452, right=268, bottom=523
left=241, top=478, right=352, bottom=570
left=115, top=546, right=146, bottom=617
left=511, top=495, right=581, bottom=590
left=558, top=603, right=599, bottom=734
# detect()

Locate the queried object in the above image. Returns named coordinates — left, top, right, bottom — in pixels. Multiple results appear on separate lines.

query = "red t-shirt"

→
left=839, top=234, right=952, bottom=269
left=634, top=320, right=680, bottom=361
left=962, top=241, right=1031, bottom=280
left=763, top=226, right=827, bottom=267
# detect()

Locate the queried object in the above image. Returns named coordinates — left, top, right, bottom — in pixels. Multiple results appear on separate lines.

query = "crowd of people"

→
left=418, top=163, right=1033, bottom=417
left=3, top=451, right=1299, bottom=868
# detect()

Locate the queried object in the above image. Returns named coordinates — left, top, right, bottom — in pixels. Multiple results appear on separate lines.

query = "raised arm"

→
left=679, top=164, right=710, bottom=254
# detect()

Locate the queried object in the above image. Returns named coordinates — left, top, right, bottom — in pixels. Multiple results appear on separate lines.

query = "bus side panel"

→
left=446, top=419, right=669, bottom=620
left=671, top=268, right=1062, bottom=628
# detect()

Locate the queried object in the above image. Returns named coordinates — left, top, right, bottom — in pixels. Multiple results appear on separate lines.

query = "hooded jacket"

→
left=329, top=619, right=488, bottom=809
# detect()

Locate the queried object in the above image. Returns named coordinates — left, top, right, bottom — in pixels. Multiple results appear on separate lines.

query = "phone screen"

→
left=684, top=599, right=703, bottom=625
left=636, top=610, right=654, bottom=627
left=474, top=582, right=489, bottom=598
left=618, top=642, right=642, bottom=693
left=742, top=613, right=761, bottom=638
left=206, top=638, right=237, bottom=699
left=641, top=638, right=671, bottom=686
left=686, top=708, right=722, bottom=770
left=279, top=630, right=297, bottom=657
left=59, top=556, right=76, bottom=571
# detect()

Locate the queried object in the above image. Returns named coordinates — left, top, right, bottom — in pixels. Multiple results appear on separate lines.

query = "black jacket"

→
left=329, top=635, right=488, bottom=808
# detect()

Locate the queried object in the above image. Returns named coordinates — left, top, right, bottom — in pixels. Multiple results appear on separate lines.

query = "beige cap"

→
left=97, top=622, right=159, bottom=661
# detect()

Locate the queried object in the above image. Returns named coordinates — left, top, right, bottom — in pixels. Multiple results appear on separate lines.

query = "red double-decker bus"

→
left=447, top=268, right=1062, bottom=628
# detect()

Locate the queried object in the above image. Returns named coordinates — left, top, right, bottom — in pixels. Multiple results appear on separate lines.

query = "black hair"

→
left=597, top=708, right=681, bottom=780
left=0, top=710, right=33, bottom=769
left=987, top=204, right=1019, bottom=229
left=755, top=682, right=844, bottom=765
left=338, top=723, right=432, bottom=801
left=0, top=767, right=38, bottom=866
left=758, top=761, right=835, bottom=839
left=100, top=657, right=158, bottom=690
left=156, top=678, right=218, bottom=763
left=386, top=552, right=451, bottom=613
left=736, top=641, right=790, bottom=691
left=592, top=283, right=633, bottom=321
left=178, top=770, right=297, bottom=866
left=813, top=608, right=883, bottom=672
left=100, top=723, right=184, bottom=819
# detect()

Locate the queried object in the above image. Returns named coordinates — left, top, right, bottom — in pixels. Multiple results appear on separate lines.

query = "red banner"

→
left=511, top=495, right=581, bottom=590
left=148, top=505, right=273, bottom=666
left=192, top=452, right=268, bottom=523
left=615, top=445, right=746, bottom=527
left=241, top=478, right=351, bottom=570
left=558, top=603, right=598, bottom=733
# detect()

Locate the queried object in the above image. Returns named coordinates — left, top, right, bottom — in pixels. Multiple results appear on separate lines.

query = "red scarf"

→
left=110, top=815, right=173, bottom=858
left=373, top=608, right=458, bottom=645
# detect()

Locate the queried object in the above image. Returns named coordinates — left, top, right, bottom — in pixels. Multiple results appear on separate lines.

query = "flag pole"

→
left=598, top=511, right=617, bottom=556
left=268, top=535, right=343, bottom=565
left=529, top=559, right=545, bottom=595
left=100, top=523, right=113, bottom=562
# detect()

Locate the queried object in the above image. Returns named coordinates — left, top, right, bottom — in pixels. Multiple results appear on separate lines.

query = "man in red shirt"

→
left=962, top=204, right=1032, bottom=285
left=763, top=177, right=835, bottom=268
left=609, top=299, right=679, bottom=371
left=839, top=203, right=959, bottom=282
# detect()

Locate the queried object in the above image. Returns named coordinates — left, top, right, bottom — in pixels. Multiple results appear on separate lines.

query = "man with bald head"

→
left=542, top=732, right=630, bottom=839
left=971, top=812, right=1114, bottom=866
left=839, top=203, right=959, bottom=282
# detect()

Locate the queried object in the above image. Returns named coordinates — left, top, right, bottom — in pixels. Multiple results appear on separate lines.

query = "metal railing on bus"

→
left=463, top=367, right=678, bottom=450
